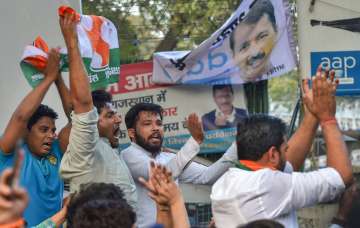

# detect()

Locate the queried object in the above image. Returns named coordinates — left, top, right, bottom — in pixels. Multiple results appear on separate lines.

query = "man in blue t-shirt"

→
left=0, top=49, right=71, bottom=226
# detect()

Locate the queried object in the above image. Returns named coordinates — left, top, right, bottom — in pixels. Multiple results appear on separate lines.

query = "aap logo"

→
left=311, top=51, right=360, bottom=95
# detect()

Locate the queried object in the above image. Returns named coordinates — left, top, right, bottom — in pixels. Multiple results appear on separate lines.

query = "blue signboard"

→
left=311, top=51, right=360, bottom=96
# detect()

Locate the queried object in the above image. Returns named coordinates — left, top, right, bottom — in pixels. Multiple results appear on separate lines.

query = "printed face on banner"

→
left=213, top=86, right=235, bottom=114
left=231, top=1, right=277, bottom=82
left=202, top=85, right=247, bottom=132
left=152, top=0, right=296, bottom=86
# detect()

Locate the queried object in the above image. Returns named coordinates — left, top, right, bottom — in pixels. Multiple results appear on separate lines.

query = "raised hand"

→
left=139, top=161, right=171, bottom=206
left=186, top=113, right=204, bottom=144
left=43, top=48, right=61, bottom=82
left=151, top=166, right=180, bottom=206
left=139, top=162, right=181, bottom=206
left=0, top=152, right=28, bottom=224
left=302, top=66, right=338, bottom=122
left=59, top=11, right=78, bottom=48
left=139, top=162, right=158, bottom=199
left=140, top=162, right=190, bottom=228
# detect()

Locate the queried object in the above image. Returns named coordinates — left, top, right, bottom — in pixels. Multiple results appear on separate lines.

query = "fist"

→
left=43, top=48, right=61, bottom=81
left=59, top=11, right=78, bottom=47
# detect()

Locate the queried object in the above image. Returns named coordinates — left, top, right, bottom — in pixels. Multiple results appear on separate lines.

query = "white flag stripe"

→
left=21, top=46, right=48, bottom=60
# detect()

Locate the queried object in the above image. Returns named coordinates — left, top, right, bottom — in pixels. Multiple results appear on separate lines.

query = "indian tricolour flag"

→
left=20, top=6, right=120, bottom=90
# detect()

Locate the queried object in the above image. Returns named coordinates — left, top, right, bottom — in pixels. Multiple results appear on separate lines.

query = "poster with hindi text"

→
left=108, top=61, right=248, bottom=154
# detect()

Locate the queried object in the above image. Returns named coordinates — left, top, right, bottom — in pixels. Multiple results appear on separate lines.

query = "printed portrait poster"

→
left=153, top=0, right=296, bottom=85
left=108, top=61, right=247, bottom=154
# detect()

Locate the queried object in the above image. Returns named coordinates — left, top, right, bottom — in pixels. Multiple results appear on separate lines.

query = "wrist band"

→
left=320, top=117, right=337, bottom=128
left=331, top=217, right=346, bottom=227
left=158, top=204, right=170, bottom=211
left=0, top=218, right=25, bottom=228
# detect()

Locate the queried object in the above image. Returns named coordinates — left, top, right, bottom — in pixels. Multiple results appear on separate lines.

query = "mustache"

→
left=247, top=52, right=265, bottom=65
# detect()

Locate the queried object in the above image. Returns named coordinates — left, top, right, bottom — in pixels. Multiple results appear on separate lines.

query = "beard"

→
left=135, top=133, right=163, bottom=155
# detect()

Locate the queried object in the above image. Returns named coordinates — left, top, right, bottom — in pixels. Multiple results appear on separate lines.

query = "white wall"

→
left=0, top=0, right=81, bottom=132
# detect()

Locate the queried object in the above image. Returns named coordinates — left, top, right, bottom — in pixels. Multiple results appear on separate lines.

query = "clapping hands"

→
left=302, top=66, right=338, bottom=122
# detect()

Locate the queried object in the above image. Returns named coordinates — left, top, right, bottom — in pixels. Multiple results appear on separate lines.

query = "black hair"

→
left=230, top=0, right=277, bottom=53
left=237, top=219, right=284, bottom=228
left=125, top=103, right=163, bottom=129
left=67, top=183, right=136, bottom=228
left=92, top=90, right=112, bottom=114
left=27, top=104, right=58, bottom=130
left=236, top=114, right=287, bottom=161
left=212, top=84, right=234, bottom=96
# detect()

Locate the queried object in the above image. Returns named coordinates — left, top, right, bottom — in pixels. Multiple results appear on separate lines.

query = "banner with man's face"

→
left=108, top=61, right=247, bottom=154
left=153, top=0, right=296, bottom=85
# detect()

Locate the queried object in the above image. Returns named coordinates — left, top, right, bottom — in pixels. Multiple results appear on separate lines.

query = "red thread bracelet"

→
left=320, top=117, right=337, bottom=128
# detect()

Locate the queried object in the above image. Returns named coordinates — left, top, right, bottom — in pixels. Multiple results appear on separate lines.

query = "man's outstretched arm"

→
left=304, top=69, right=353, bottom=186
left=0, top=49, right=60, bottom=154
left=286, top=67, right=325, bottom=171
left=55, top=64, right=73, bottom=153
left=59, top=12, right=93, bottom=114
left=286, top=103, right=318, bottom=171
left=178, top=142, right=236, bottom=185
left=59, top=11, right=99, bottom=182
left=55, top=72, right=72, bottom=122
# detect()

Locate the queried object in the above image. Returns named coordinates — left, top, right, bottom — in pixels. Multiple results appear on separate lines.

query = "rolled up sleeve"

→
left=60, top=108, right=99, bottom=180
left=262, top=166, right=345, bottom=218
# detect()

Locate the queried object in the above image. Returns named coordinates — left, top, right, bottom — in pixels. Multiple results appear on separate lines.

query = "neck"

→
left=221, top=106, right=233, bottom=115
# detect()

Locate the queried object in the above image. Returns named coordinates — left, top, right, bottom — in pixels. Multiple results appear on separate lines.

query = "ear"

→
left=127, top=128, right=136, bottom=142
left=267, top=146, right=280, bottom=167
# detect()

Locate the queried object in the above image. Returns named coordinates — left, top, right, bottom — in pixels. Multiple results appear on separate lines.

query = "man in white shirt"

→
left=211, top=69, right=353, bottom=228
left=58, top=12, right=137, bottom=208
left=121, top=102, right=238, bottom=227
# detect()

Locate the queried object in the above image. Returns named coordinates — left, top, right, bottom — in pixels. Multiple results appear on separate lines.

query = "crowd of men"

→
left=0, top=7, right=360, bottom=228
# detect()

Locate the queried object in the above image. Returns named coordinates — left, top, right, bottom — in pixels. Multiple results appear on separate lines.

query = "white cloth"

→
left=215, top=107, right=236, bottom=123
left=121, top=141, right=238, bottom=228
left=60, top=108, right=137, bottom=209
left=211, top=162, right=345, bottom=228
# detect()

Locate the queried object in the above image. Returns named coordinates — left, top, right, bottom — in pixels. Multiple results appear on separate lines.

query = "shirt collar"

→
left=215, top=106, right=236, bottom=122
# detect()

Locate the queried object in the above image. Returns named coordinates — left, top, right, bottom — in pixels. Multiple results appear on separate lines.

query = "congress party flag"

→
left=20, top=6, right=120, bottom=90
left=153, top=0, right=297, bottom=85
